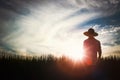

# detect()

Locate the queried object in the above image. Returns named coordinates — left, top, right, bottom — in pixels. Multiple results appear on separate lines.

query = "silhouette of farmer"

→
left=83, top=28, right=102, bottom=65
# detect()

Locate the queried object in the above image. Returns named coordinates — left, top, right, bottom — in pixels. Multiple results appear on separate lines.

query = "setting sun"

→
left=67, top=52, right=85, bottom=61
left=62, top=43, right=85, bottom=62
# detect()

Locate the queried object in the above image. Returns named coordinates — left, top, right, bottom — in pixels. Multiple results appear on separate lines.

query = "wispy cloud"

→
left=91, top=25, right=120, bottom=56
left=75, top=0, right=120, bottom=16
left=0, top=0, right=120, bottom=57
left=99, top=26, right=120, bottom=46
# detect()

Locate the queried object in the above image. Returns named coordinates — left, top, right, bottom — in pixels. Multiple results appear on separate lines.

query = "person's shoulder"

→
left=94, top=38, right=100, bottom=43
left=84, top=38, right=89, bottom=42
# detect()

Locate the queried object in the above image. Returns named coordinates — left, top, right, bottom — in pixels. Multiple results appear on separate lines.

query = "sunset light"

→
left=0, top=0, right=120, bottom=80
left=67, top=52, right=85, bottom=62
left=0, top=0, right=120, bottom=58
left=62, top=43, right=85, bottom=61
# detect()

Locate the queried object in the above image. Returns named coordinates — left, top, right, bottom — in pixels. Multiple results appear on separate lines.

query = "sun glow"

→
left=61, top=42, right=85, bottom=62
left=67, top=50, right=85, bottom=61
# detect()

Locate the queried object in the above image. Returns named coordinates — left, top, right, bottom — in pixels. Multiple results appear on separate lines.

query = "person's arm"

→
left=83, top=40, right=87, bottom=54
left=98, top=41, right=102, bottom=59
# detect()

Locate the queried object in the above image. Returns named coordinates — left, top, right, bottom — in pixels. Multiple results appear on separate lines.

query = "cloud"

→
left=0, top=0, right=120, bottom=57
left=95, top=25, right=120, bottom=47
left=75, top=0, right=120, bottom=16
left=0, top=0, right=30, bottom=16
left=1, top=0, right=94, bottom=55
left=80, top=11, right=120, bottom=27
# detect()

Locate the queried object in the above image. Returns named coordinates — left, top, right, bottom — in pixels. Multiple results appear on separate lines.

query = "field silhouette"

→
left=0, top=51, right=120, bottom=80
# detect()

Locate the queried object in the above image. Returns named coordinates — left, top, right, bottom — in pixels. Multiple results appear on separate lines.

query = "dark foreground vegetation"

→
left=0, top=52, right=120, bottom=80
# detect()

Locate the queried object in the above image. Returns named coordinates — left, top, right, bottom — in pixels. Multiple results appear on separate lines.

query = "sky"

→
left=0, top=0, right=120, bottom=58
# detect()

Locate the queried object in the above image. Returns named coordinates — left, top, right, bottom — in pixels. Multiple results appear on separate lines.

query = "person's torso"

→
left=84, top=38, right=100, bottom=58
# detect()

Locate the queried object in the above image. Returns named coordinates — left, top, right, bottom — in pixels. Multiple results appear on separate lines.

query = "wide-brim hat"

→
left=84, top=28, right=98, bottom=36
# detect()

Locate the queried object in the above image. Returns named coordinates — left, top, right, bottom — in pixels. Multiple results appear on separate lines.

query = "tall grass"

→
left=0, top=51, right=120, bottom=80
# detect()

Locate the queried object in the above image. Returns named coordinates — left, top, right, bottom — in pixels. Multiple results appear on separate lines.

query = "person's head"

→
left=83, top=28, right=98, bottom=37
